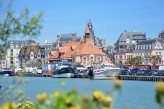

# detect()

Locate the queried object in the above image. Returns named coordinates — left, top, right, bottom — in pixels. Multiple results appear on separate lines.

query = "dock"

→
left=118, top=75, right=164, bottom=82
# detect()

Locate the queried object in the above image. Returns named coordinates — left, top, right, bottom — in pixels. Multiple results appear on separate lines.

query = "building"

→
left=48, top=25, right=111, bottom=67
left=6, top=40, right=35, bottom=67
left=159, top=30, right=164, bottom=39
left=133, top=38, right=164, bottom=65
left=42, top=39, right=56, bottom=63
left=54, top=33, right=82, bottom=49
left=19, top=43, right=45, bottom=67
left=53, top=20, right=114, bottom=63
left=114, top=30, right=146, bottom=65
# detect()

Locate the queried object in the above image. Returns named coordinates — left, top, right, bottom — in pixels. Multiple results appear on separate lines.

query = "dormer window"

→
left=30, top=54, right=34, bottom=57
left=87, top=44, right=92, bottom=48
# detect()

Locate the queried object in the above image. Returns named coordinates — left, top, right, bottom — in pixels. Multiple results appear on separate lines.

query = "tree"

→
left=150, top=55, right=160, bottom=68
left=127, top=56, right=143, bottom=66
left=0, top=0, right=43, bottom=60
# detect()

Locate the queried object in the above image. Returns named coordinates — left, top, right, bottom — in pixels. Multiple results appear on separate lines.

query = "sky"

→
left=1, top=0, right=164, bottom=46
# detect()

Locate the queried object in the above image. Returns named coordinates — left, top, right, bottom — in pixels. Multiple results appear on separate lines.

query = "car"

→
left=119, top=69, right=130, bottom=75
left=129, top=69, right=139, bottom=75
left=136, top=69, right=152, bottom=76
left=156, top=70, right=164, bottom=76
left=151, top=69, right=159, bottom=76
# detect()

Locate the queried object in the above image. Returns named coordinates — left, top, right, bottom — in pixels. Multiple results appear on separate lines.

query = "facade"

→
left=48, top=25, right=111, bottom=67
left=159, top=30, right=164, bottom=39
left=42, top=39, right=56, bottom=63
left=114, top=51, right=133, bottom=65
left=19, top=43, right=45, bottom=67
left=133, top=38, right=164, bottom=65
left=114, top=30, right=146, bottom=65
left=6, top=40, right=35, bottom=67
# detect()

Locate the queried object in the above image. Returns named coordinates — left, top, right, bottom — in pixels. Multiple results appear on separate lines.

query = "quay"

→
left=118, top=75, right=164, bottom=82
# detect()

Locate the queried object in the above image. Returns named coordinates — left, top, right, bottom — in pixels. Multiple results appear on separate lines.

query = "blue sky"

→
left=2, top=0, right=164, bottom=45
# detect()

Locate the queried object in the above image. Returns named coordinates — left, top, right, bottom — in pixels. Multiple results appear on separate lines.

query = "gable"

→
left=154, top=42, right=163, bottom=49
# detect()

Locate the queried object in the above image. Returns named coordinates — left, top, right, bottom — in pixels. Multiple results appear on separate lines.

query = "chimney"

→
left=57, top=35, right=60, bottom=42
left=72, top=33, right=76, bottom=42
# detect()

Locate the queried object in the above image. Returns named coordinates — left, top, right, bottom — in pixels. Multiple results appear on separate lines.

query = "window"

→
left=97, top=57, right=101, bottom=62
left=38, top=54, right=41, bottom=58
left=10, top=61, right=13, bottom=64
left=10, top=44, right=14, bottom=48
left=10, top=49, right=13, bottom=52
left=30, top=54, right=34, bottom=57
left=15, top=44, right=19, bottom=48
left=10, top=53, right=13, bottom=56
left=90, top=56, right=94, bottom=62
left=82, top=57, right=86, bottom=62
left=87, top=44, right=92, bottom=48
left=21, top=44, right=24, bottom=47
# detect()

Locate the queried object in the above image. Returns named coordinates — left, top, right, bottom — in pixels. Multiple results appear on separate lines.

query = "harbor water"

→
left=0, top=77, right=159, bottom=109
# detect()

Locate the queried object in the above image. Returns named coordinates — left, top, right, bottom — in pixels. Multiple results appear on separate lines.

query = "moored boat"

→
left=52, top=67, right=76, bottom=78
left=1, top=67, right=13, bottom=76
left=93, top=63, right=120, bottom=80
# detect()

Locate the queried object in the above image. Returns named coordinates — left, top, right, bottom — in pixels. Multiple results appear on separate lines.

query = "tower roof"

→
left=85, top=25, right=90, bottom=34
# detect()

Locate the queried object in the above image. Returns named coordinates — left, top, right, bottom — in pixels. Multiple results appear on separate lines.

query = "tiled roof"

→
left=74, top=38, right=104, bottom=55
left=48, top=38, right=105, bottom=60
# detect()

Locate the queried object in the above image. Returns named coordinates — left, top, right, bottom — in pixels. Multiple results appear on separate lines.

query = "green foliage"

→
left=0, top=77, right=28, bottom=103
left=0, top=1, right=43, bottom=60
left=127, top=56, right=143, bottom=65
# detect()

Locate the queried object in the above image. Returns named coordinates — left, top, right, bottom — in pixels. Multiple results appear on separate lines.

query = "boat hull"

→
left=52, top=73, right=75, bottom=78
left=94, top=68, right=120, bottom=80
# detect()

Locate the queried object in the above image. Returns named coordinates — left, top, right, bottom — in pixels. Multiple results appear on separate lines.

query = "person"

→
left=88, top=67, right=94, bottom=80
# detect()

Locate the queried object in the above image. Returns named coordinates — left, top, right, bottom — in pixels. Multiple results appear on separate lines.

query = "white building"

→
left=6, top=40, right=35, bottom=67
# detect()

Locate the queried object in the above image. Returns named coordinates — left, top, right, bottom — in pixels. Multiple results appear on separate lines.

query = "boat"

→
left=93, top=63, right=120, bottom=80
left=52, top=67, right=76, bottom=78
left=1, top=67, right=13, bottom=76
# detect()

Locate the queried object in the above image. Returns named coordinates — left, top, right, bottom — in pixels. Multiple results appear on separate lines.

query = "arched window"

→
left=90, top=56, right=94, bottom=62
left=82, top=57, right=86, bottom=62
left=97, top=57, right=101, bottom=62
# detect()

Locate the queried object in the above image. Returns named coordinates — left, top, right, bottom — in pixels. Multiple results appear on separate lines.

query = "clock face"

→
left=89, top=25, right=92, bottom=28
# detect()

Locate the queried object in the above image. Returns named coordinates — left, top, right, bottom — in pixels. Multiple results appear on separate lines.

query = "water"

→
left=0, top=77, right=159, bottom=109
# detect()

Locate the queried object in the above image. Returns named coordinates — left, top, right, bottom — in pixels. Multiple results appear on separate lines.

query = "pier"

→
left=118, top=75, right=164, bottom=82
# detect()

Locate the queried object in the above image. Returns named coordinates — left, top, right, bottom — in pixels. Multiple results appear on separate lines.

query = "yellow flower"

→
left=93, top=90, right=103, bottom=100
left=156, top=82, right=164, bottom=93
left=69, top=105, right=81, bottom=109
left=36, top=93, right=47, bottom=103
left=17, top=103, right=22, bottom=108
left=53, top=91, right=62, bottom=97
left=115, top=80, right=122, bottom=89
left=1, top=103, right=9, bottom=109
left=65, top=98, right=72, bottom=104
left=103, top=96, right=112, bottom=103
left=102, top=107, right=111, bottom=109
left=1, top=103, right=16, bottom=109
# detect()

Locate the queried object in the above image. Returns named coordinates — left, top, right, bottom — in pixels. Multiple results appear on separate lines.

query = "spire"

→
left=85, top=25, right=90, bottom=34
left=88, top=19, right=92, bottom=25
